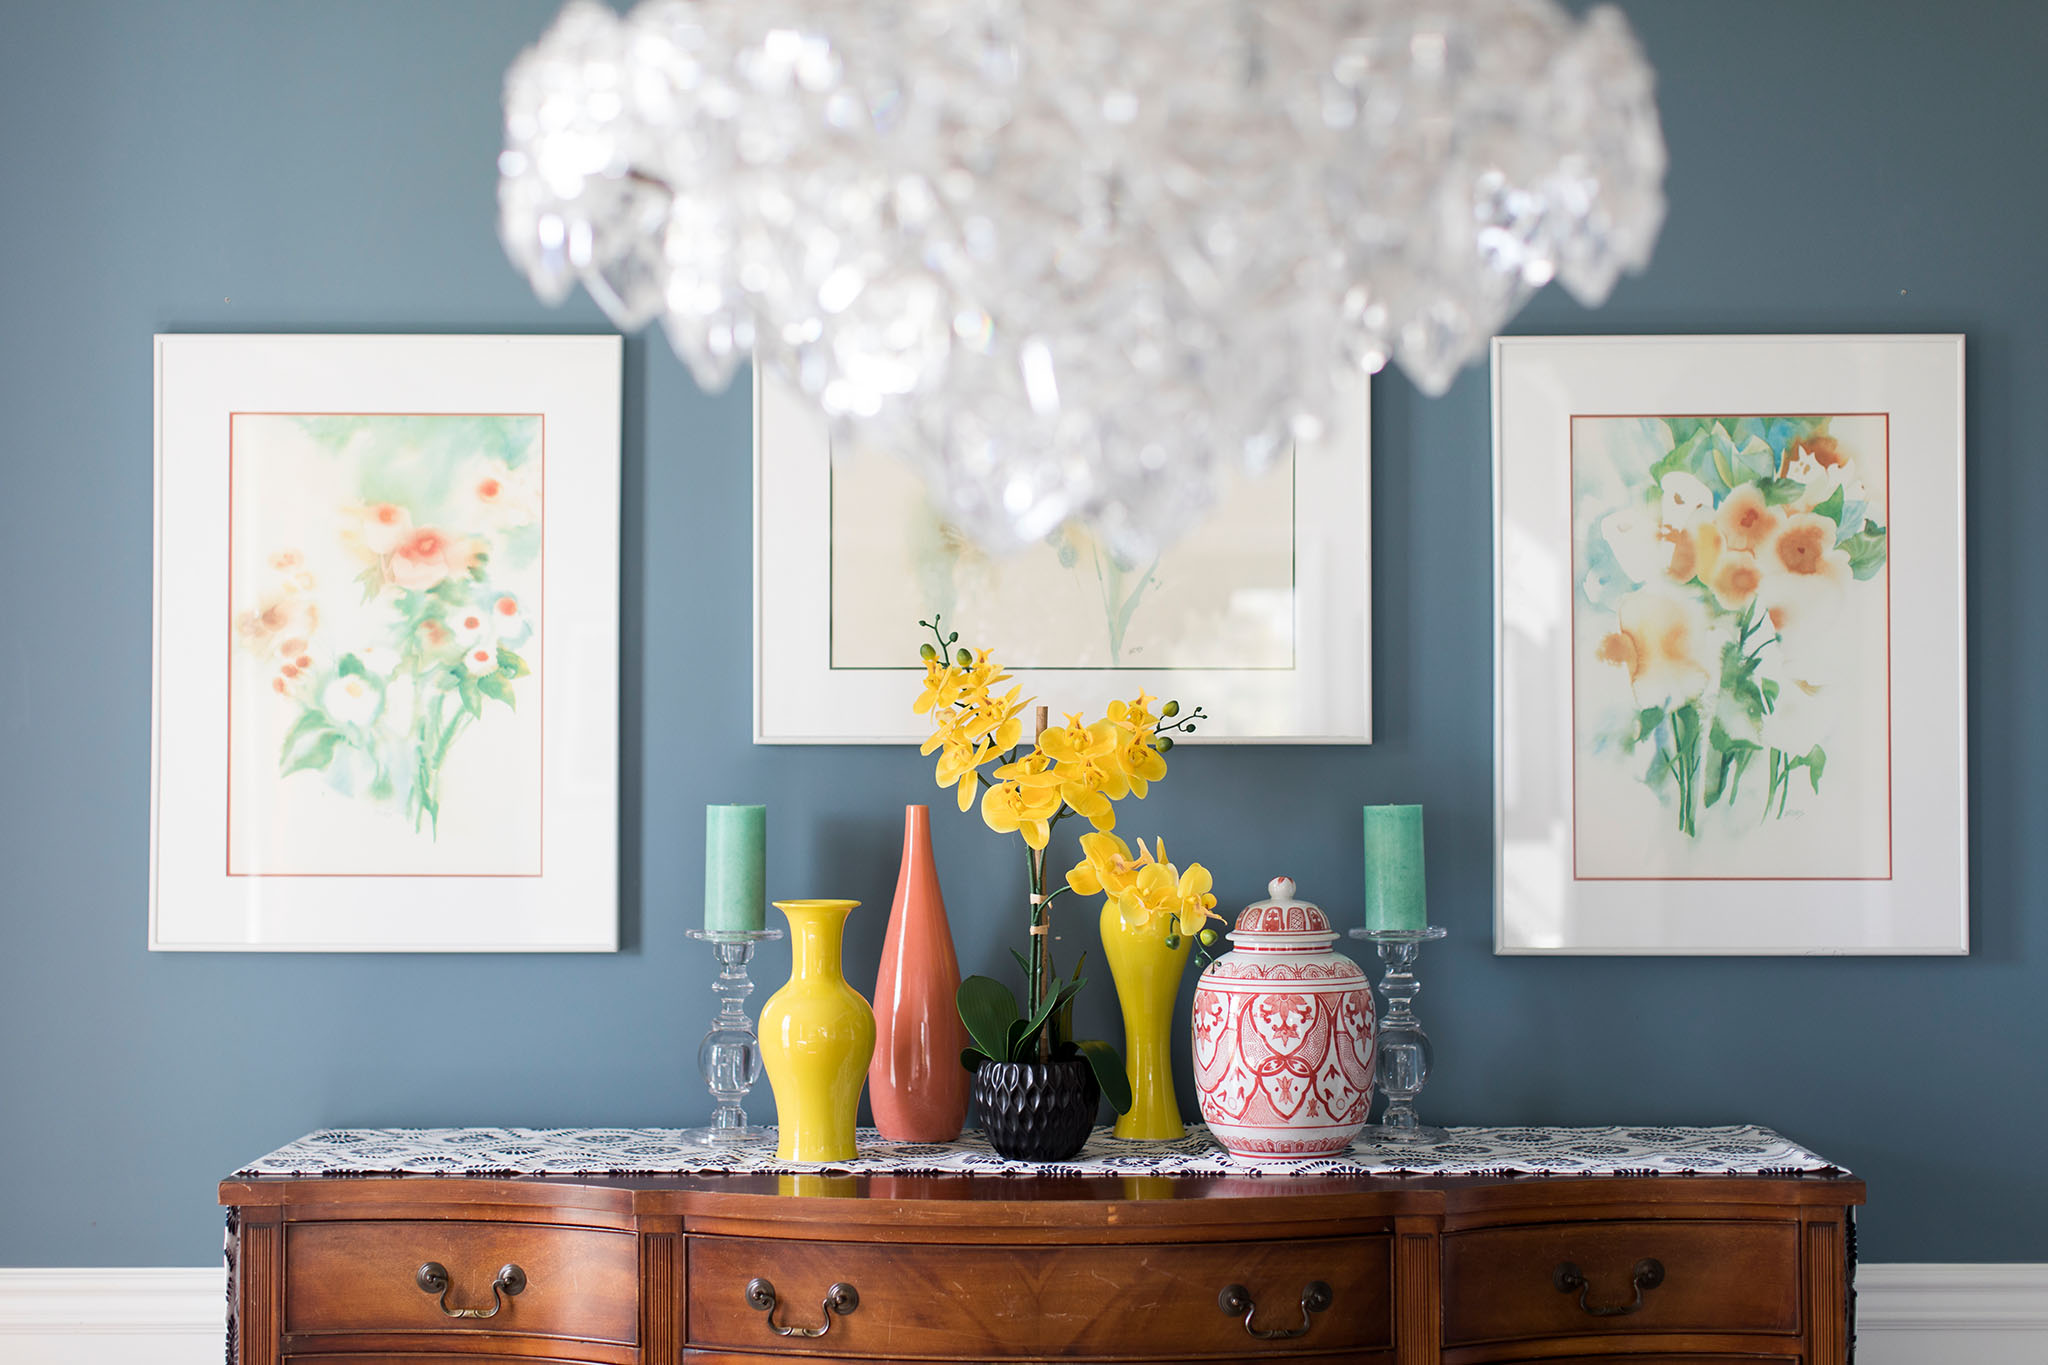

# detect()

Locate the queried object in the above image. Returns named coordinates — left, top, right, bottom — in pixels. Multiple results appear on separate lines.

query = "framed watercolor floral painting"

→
left=151, top=335, right=621, bottom=951
left=754, top=370, right=1371, bottom=743
left=1493, top=335, right=1967, bottom=954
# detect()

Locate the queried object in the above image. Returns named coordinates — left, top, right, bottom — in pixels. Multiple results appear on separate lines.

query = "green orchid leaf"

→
left=1005, top=1016, right=1032, bottom=1061
left=1008, top=947, right=1033, bottom=984
left=1017, top=973, right=1087, bottom=1057
left=1076, top=1038, right=1133, bottom=1115
left=957, top=975, right=1021, bottom=1063
left=1056, top=951, right=1088, bottom=1044
left=960, top=1047, right=989, bottom=1074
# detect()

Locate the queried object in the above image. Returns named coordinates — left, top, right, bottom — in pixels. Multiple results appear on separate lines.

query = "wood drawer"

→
left=285, top=1219, right=638, bottom=1345
left=290, top=1358, right=614, bottom=1364
left=687, top=1233, right=1391, bottom=1359
left=1443, top=1219, right=1799, bottom=1346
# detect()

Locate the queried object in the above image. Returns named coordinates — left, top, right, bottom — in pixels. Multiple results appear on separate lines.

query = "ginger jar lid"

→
left=1228, top=876, right=1338, bottom=947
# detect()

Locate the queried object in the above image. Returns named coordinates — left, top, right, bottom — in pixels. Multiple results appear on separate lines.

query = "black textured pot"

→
left=971, top=1058, right=1100, bottom=1161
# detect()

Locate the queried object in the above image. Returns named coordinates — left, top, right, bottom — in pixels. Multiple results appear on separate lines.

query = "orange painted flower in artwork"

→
left=360, top=502, right=414, bottom=556
left=1714, top=482, right=1781, bottom=553
left=1594, top=590, right=1713, bottom=703
left=1704, top=549, right=1763, bottom=611
left=389, top=527, right=474, bottom=591
left=1770, top=512, right=1849, bottom=581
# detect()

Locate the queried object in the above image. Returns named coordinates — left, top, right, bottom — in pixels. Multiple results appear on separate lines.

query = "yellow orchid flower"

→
left=912, top=658, right=967, bottom=715
left=1054, top=748, right=1130, bottom=831
left=1112, top=849, right=1222, bottom=935
left=980, top=777, right=1059, bottom=849
left=961, top=647, right=1013, bottom=692
left=960, top=683, right=1027, bottom=748
left=920, top=703, right=972, bottom=756
left=1039, top=712, right=1115, bottom=764
left=995, top=745, right=1063, bottom=788
left=1064, top=831, right=1153, bottom=897
left=1107, top=724, right=1168, bottom=797
left=1107, top=688, right=1159, bottom=733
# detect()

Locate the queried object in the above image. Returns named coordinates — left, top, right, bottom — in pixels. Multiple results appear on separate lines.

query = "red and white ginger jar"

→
left=1193, top=877, right=1376, bottom=1163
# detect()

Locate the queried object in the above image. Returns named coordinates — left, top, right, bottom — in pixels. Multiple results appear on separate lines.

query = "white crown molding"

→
left=0, top=1263, right=2043, bottom=1363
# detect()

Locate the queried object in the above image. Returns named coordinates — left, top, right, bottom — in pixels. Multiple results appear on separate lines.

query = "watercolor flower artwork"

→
left=1572, top=414, right=1892, bottom=880
left=226, top=414, right=543, bottom=876
left=826, top=445, right=1297, bottom=672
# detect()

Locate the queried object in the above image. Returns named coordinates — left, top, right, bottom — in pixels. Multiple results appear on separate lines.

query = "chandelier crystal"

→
left=499, top=0, right=1666, bottom=555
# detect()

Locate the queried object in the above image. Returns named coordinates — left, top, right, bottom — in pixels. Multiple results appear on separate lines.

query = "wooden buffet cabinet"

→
left=221, top=1164, right=1863, bottom=1365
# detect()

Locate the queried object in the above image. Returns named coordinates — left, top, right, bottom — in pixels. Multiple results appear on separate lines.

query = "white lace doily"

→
left=238, top=1124, right=1843, bottom=1179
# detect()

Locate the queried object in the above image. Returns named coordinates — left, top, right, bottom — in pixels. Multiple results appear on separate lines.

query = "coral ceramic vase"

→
left=1099, top=901, right=1194, bottom=1139
left=1193, top=877, right=1376, bottom=1163
left=869, top=807, right=970, bottom=1142
left=759, top=899, right=876, bottom=1163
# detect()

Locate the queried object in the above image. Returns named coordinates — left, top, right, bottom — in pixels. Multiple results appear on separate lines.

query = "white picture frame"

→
left=150, top=334, right=622, bottom=951
left=1494, top=334, right=1967, bottom=955
left=754, top=371, right=1372, bottom=744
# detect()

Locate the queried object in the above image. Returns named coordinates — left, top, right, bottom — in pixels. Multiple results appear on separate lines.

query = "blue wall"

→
left=2, top=0, right=2041, bottom=1266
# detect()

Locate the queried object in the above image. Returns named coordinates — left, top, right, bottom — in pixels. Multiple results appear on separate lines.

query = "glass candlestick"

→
left=680, top=928, right=783, bottom=1146
left=1348, top=926, right=1448, bottom=1144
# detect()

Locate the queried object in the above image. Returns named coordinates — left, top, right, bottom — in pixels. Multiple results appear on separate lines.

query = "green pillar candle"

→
left=705, top=804, right=767, bottom=933
left=1362, top=804, right=1427, bottom=932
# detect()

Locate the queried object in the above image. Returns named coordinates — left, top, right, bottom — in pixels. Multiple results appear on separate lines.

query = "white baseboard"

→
left=0, top=1268, right=223, bottom=1365
left=1855, top=1263, right=2048, bottom=1365
left=0, top=1262, right=2041, bottom=1363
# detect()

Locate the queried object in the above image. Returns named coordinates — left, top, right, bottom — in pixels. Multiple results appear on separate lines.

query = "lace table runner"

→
left=239, top=1124, right=1843, bottom=1179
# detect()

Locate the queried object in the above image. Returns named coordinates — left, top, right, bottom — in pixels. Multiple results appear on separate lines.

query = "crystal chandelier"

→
left=499, top=0, right=1665, bottom=555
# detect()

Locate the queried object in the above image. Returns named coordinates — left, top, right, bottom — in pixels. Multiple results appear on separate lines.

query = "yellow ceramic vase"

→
left=760, top=900, right=876, bottom=1163
left=1099, top=901, right=1194, bottom=1140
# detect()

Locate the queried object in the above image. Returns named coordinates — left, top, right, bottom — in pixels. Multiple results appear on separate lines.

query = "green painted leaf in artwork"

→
left=1760, top=477, right=1806, bottom=505
left=355, top=564, right=385, bottom=604
left=1811, top=484, right=1846, bottom=524
left=457, top=673, right=483, bottom=719
left=278, top=708, right=332, bottom=765
left=1761, top=677, right=1781, bottom=713
left=1841, top=524, right=1888, bottom=580
left=1727, top=745, right=1755, bottom=806
left=1703, top=717, right=1759, bottom=809
left=1805, top=744, right=1827, bottom=792
left=1670, top=700, right=1702, bottom=756
left=1702, top=747, right=1732, bottom=808
left=336, top=653, right=366, bottom=679
left=281, top=730, right=343, bottom=778
left=498, top=648, right=532, bottom=679
left=478, top=673, right=515, bottom=709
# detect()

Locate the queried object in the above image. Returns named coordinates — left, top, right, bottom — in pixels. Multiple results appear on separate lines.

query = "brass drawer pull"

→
left=746, top=1276, right=860, bottom=1338
left=1217, top=1281, right=1334, bottom=1340
left=414, top=1261, right=526, bottom=1319
left=1554, top=1258, right=1665, bottom=1317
